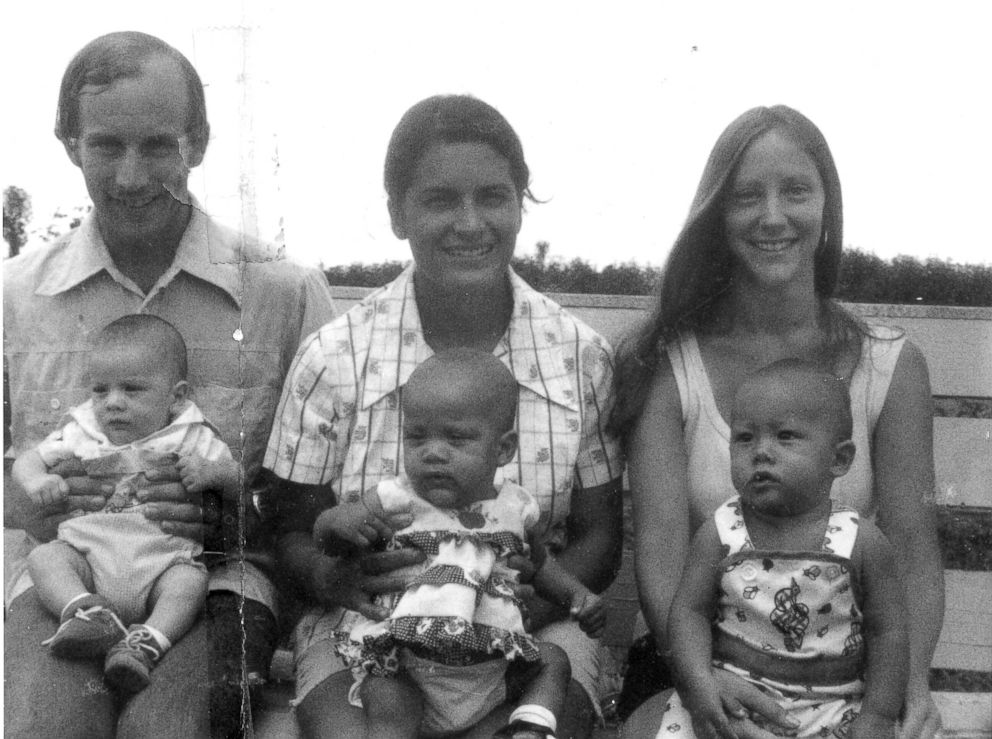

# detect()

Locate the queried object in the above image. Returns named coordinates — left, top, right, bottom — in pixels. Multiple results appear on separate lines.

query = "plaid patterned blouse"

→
left=263, top=265, right=622, bottom=547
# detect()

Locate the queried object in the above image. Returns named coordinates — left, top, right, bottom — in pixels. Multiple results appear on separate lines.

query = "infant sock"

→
left=495, top=704, right=557, bottom=738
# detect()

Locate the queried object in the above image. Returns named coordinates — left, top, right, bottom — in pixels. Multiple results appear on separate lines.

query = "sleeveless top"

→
left=713, top=496, right=865, bottom=691
left=335, top=478, right=542, bottom=673
left=668, top=326, right=905, bottom=529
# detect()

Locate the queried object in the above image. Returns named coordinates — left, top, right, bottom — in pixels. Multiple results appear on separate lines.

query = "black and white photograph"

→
left=4, top=2, right=989, bottom=737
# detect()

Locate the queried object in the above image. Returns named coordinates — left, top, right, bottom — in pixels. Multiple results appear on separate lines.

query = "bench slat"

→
left=935, top=419, right=992, bottom=508
left=934, top=571, right=992, bottom=673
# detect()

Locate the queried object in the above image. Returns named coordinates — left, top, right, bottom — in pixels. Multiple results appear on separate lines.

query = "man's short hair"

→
left=55, top=31, right=209, bottom=153
left=95, top=314, right=189, bottom=382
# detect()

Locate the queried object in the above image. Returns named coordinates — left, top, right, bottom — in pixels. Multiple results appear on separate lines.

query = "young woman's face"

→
left=723, top=129, right=825, bottom=291
left=390, top=142, right=521, bottom=292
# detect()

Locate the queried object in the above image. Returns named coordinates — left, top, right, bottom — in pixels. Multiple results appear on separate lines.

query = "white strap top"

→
left=668, top=326, right=905, bottom=530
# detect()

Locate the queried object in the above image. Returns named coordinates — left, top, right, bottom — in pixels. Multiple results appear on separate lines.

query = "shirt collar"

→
left=498, top=269, right=581, bottom=412
left=359, top=265, right=579, bottom=412
left=35, top=200, right=243, bottom=307
left=68, top=399, right=110, bottom=443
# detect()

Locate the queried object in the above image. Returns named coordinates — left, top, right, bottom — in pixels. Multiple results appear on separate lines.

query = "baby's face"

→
left=402, top=388, right=507, bottom=509
left=88, top=345, right=181, bottom=445
left=729, top=381, right=842, bottom=517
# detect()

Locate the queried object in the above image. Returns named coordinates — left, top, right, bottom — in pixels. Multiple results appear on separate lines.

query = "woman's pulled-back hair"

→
left=384, top=94, right=535, bottom=204
left=609, top=105, right=866, bottom=447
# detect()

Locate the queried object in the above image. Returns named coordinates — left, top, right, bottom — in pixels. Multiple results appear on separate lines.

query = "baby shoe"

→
left=104, top=625, right=164, bottom=694
left=43, top=594, right=128, bottom=659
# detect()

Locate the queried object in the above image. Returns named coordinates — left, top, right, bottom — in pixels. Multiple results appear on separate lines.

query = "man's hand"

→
left=29, top=458, right=114, bottom=538
left=136, top=466, right=218, bottom=541
left=570, top=591, right=606, bottom=639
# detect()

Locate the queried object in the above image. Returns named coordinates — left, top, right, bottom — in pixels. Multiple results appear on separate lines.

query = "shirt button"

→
left=49, top=398, right=61, bottom=410
left=740, top=564, right=758, bottom=581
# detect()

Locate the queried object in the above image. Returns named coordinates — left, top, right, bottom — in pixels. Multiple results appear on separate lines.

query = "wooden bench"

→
left=572, top=296, right=992, bottom=737
left=253, top=290, right=985, bottom=738
left=8, top=291, right=989, bottom=737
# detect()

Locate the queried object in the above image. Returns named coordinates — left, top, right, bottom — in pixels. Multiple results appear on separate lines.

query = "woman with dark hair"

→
left=612, top=106, right=943, bottom=738
left=265, top=95, right=624, bottom=738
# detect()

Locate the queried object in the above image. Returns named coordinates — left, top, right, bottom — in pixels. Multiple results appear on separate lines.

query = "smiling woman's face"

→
left=390, top=141, right=522, bottom=293
left=723, top=129, right=825, bottom=291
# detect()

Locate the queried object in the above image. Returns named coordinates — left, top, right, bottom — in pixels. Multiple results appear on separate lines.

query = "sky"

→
left=3, top=1, right=991, bottom=268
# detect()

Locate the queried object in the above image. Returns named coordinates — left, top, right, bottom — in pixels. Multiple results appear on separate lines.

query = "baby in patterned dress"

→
left=312, top=348, right=606, bottom=739
left=663, top=359, right=908, bottom=739
left=14, top=315, right=239, bottom=694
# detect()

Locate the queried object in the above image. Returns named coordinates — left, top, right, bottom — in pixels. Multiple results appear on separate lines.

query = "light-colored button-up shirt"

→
left=4, top=205, right=335, bottom=606
left=4, top=206, right=335, bottom=485
left=264, top=265, right=621, bottom=547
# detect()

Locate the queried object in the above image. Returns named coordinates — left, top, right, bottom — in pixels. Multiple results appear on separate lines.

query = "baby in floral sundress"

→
left=663, top=359, right=908, bottom=739
left=312, top=348, right=606, bottom=739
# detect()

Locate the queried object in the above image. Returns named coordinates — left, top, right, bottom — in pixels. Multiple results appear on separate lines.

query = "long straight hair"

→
left=609, top=105, right=865, bottom=445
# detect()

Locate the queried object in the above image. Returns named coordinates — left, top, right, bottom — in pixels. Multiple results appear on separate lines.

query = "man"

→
left=3, top=31, right=334, bottom=737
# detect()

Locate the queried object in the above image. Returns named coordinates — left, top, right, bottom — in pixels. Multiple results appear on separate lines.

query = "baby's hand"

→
left=570, top=591, right=606, bottom=639
left=313, top=501, right=394, bottom=551
left=25, top=474, right=70, bottom=507
left=176, top=454, right=239, bottom=497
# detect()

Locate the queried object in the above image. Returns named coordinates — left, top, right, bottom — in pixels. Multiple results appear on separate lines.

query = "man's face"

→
left=68, top=55, right=203, bottom=250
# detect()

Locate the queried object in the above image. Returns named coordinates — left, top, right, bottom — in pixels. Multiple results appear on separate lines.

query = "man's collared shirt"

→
left=4, top=205, right=335, bottom=486
left=264, top=265, right=621, bottom=547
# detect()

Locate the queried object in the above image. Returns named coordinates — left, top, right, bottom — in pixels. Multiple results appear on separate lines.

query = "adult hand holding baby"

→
left=33, top=457, right=113, bottom=537
left=306, top=547, right=426, bottom=621
left=136, top=463, right=219, bottom=541
left=306, top=497, right=420, bottom=620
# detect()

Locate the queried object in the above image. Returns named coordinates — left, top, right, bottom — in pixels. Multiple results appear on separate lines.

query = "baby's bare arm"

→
left=851, top=521, right=909, bottom=738
left=669, top=521, right=747, bottom=739
left=12, top=449, right=69, bottom=507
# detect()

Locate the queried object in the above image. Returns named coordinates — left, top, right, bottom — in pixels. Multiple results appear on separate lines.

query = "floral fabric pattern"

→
left=332, top=478, right=542, bottom=673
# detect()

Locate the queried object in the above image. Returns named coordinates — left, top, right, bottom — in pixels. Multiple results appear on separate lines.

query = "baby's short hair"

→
left=745, top=358, right=852, bottom=440
left=95, top=314, right=188, bottom=381
left=405, top=348, right=518, bottom=433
